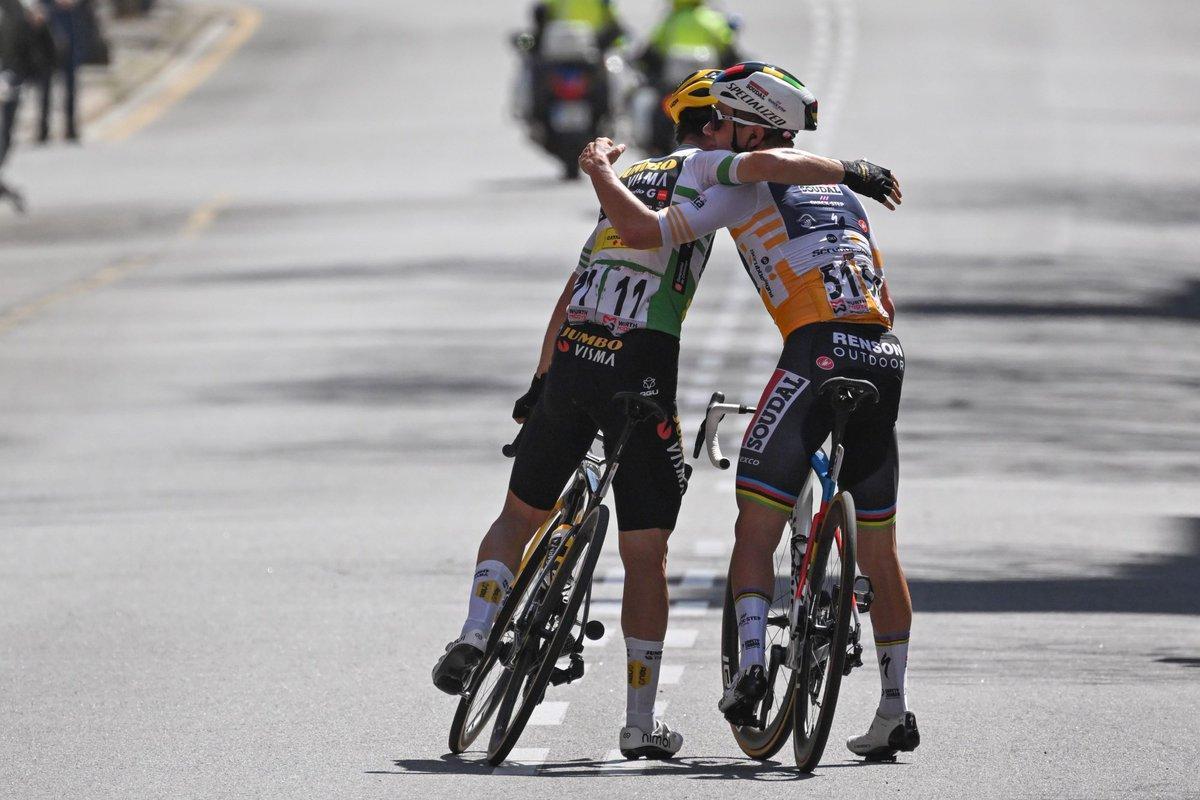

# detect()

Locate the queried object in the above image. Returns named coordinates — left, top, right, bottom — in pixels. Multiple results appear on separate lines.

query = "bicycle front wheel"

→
left=447, top=521, right=552, bottom=754
left=486, top=505, right=609, bottom=766
left=792, top=491, right=857, bottom=772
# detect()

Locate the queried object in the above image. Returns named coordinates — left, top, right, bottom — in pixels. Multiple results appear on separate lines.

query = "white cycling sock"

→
left=735, top=590, right=771, bottom=672
left=625, top=637, right=664, bottom=730
left=459, top=560, right=514, bottom=647
left=874, top=631, right=909, bottom=717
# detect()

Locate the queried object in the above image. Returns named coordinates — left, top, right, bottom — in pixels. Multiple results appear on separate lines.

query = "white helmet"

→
left=711, top=61, right=818, bottom=133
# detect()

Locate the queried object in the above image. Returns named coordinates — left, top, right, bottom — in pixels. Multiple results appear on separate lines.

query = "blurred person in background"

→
left=628, top=0, right=741, bottom=154
left=34, top=0, right=82, bottom=142
left=532, top=0, right=625, bottom=54
left=0, top=0, right=37, bottom=210
left=636, top=0, right=740, bottom=90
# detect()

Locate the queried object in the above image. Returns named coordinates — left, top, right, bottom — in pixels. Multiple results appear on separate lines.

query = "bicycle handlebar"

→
left=693, top=391, right=755, bottom=470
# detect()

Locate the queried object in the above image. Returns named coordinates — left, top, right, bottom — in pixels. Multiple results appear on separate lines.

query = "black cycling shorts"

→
left=735, top=322, right=905, bottom=529
left=509, top=323, right=689, bottom=532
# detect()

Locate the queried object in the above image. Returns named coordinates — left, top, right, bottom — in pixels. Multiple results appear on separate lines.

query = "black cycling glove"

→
left=840, top=159, right=897, bottom=206
left=512, top=374, right=545, bottom=421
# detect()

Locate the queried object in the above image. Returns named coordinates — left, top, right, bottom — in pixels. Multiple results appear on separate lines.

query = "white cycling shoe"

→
left=619, top=720, right=683, bottom=760
left=846, top=710, right=920, bottom=761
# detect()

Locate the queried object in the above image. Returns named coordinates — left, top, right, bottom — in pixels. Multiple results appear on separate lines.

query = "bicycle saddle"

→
left=610, top=391, right=668, bottom=422
left=817, top=377, right=879, bottom=414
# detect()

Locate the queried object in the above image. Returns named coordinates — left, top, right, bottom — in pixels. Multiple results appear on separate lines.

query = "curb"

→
left=17, top=1, right=258, bottom=144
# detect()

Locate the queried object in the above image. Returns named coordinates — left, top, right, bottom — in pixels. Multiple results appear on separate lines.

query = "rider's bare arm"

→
left=579, top=138, right=665, bottom=249
left=734, top=148, right=844, bottom=186
left=536, top=273, right=577, bottom=376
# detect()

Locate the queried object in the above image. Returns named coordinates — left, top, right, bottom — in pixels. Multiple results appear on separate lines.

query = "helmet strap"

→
left=730, top=124, right=746, bottom=154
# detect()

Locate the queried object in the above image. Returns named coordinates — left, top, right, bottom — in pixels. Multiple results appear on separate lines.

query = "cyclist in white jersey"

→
left=434, top=68, right=900, bottom=760
left=579, top=62, right=918, bottom=762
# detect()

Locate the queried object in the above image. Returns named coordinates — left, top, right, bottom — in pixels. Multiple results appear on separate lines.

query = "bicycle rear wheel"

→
left=792, top=491, right=857, bottom=772
left=486, top=505, right=609, bottom=766
left=720, top=556, right=797, bottom=759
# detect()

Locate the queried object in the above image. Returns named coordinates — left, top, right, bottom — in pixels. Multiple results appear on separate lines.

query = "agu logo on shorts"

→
left=743, top=369, right=810, bottom=454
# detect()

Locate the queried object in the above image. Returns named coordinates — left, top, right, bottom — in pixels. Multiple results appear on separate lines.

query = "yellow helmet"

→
left=662, top=68, right=722, bottom=124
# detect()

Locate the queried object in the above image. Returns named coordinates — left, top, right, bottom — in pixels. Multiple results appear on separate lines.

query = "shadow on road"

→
left=372, top=754, right=901, bottom=779
left=907, top=517, right=1200, bottom=615
left=903, top=278, right=1200, bottom=322
left=604, top=517, right=1200, bottom=616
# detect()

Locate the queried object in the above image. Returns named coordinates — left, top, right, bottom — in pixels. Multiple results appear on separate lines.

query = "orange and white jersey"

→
left=657, top=180, right=892, bottom=338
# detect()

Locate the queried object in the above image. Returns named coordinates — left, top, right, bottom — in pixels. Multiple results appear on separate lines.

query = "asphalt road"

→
left=2, top=1, right=1199, bottom=798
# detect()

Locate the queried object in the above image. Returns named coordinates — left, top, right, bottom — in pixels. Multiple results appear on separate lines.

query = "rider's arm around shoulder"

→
left=735, top=148, right=845, bottom=186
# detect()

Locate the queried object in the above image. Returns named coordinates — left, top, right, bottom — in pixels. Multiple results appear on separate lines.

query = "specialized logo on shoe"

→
left=743, top=369, right=810, bottom=454
left=881, top=652, right=892, bottom=678
left=628, top=660, right=651, bottom=688
left=475, top=580, right=503, bottom=604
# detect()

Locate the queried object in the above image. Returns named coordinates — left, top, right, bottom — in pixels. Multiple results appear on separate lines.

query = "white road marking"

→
left=659, top=664, right=685, bottom=685
left=694, top=539, right=729, bottom=557
left=681, top=567, right=720, bottom=588
left=601, top=748, right=647, bottom=770
left=591, top=600, right=623, bottom=617
left=671, top=600, right=713, bottom=617
left=664, top=628, right=699, bottom=648
left=527, top=701, right=570, bottom=726
left=492, top=748, right=549, bottom=775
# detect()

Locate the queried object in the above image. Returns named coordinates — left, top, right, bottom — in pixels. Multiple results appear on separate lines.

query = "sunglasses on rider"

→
left=708, top=106, right=766, bottom=128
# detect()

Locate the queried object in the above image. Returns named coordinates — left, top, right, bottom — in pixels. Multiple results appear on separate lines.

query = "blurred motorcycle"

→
left=512, top=21, right=616, bottom=180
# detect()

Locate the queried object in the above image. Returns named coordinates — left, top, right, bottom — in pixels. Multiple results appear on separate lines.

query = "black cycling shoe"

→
left=431, top=637, right=484, bottom=695
left=717, top=664, right=768, bottom=726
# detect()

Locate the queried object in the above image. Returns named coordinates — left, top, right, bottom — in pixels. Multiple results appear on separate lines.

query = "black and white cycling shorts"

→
left=735, top=322, right=905, bottom=530
left=509, top=323, right=689, bottom=532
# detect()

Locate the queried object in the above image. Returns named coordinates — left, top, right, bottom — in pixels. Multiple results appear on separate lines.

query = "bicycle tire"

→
left=720, top=568, right=797, bottom=759
left=486, top=505, right=609, bottom=766
left=447, top=475, right=591, bottom=753
left=447, top=521, right=553, bottom=753
left=792, top=491, right=857, bottom=772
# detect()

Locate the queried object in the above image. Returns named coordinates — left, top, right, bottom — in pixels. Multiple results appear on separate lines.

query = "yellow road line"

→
left=0, top=257, right=150, bottom=335
left=103, top=6, right=262, bottom=143
left=0, top=193, right=231, bottom=336
left=182, top=192, right=233, bottom=239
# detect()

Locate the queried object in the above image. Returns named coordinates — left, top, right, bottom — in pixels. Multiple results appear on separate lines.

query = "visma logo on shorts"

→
left=560, top=325, right=624, bottom=366
left=743, top=369, right=810, bottom=453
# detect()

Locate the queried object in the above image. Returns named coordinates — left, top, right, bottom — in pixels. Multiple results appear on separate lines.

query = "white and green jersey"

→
left=568, top=146, right=748, bottom=338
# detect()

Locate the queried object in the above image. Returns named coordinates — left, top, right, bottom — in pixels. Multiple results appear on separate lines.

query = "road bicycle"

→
left=695, top=377, right=878, bottom=772
left=447, top=392, right=667, bottom=766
